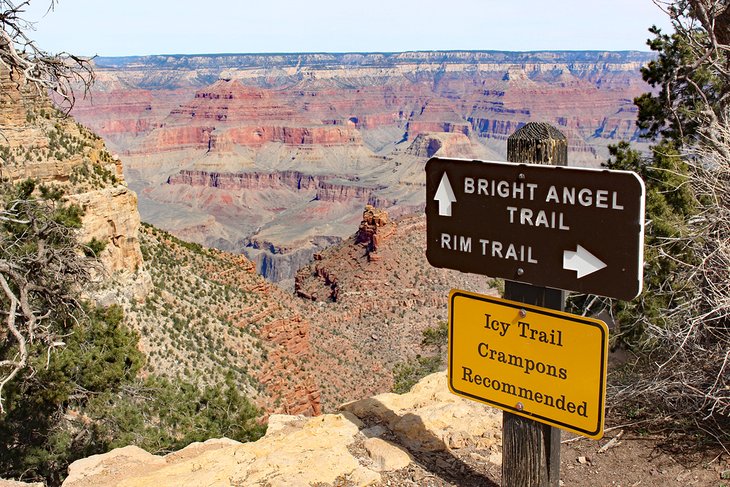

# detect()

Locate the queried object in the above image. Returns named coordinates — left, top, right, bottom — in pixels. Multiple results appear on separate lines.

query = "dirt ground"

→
left=559, top=429, right=727, bottom=487
left=367, top=349, right=730, bottom=486
left=368, top=425, right=728, bottom=487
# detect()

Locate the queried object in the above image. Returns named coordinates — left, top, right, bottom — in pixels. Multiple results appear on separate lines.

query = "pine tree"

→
left=576, top=1, right=729, bottom=440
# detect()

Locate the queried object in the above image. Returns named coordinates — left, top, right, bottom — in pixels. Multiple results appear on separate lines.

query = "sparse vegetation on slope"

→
left=115, top=223, right=321, bottom=417
left=296, top=210, right=498, bottom=408
left=0, top=303, right=265, bottom=486
left=0, top=182, right=265, bottom=486
left=131, top=223, right=264, bottom=393
left=392, top=321, right=448, bottom=394
left=0, top=10, right=271, bottom=482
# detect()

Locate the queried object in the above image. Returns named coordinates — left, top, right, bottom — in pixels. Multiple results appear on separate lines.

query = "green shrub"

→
left=83, top=237, right=107, bottom=258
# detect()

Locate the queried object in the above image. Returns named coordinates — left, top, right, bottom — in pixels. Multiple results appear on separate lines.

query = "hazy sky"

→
left=23, top=0, right=674, bottom=57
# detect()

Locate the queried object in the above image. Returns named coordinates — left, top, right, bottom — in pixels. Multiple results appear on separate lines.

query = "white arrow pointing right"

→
left=563, top=245, right=607, bottom=279
left=434, top=173, right=457, bottom=217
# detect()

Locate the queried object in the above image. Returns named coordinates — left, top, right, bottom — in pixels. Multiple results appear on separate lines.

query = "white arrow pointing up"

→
left=434, top=173, right=456, bottom=217
left=563, top=245, right=607, bottom=279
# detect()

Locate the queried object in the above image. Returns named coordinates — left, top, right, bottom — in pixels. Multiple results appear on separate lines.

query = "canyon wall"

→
left=68, top=50, right=654, bottom=283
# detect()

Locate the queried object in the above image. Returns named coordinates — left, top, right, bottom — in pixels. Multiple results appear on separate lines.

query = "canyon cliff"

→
left=0, top=67, right=147, bottom=295
left=295, top=206, right=496, bottom=409
left=68, top=50, right=653, bottom=282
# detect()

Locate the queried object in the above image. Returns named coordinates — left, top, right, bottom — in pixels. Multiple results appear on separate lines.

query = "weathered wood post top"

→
left=507, top=122, right=568, bottom=167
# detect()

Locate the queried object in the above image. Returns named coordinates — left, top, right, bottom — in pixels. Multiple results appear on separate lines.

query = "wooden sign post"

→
left=425, top=122, right=645, bottom=485
left=502, top=123, right=567, bottom=487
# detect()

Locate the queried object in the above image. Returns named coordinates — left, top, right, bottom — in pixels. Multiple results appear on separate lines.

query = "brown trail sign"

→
left=425, top=157, right=645, bottom=301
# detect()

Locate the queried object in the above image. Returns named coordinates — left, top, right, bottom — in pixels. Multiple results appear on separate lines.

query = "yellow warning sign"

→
left=448, top=289, right=608, bottom=439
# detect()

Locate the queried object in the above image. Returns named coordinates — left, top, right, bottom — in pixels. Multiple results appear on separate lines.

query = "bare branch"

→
left=0, top=0, right=95, bottom=111
left=0, top=181, right=92, bottom=412
left=0, top=272, right=27, bottom=414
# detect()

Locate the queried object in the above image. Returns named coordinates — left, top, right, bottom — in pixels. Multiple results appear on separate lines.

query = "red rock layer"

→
left=172, top=80, right=298, bottom=122
left=296, top=205, right=395, bottom=301
left=168, top=169, right=323, bottom=191
left=168, top=169, right=386, bottom=205
left=294, top=210, right=496, bottom=409
left=214, top=125, right=362, bottom=148
left=258, top=315, right=321, bottom=416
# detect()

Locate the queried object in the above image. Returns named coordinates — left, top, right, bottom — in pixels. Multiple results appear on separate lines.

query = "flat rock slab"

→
left=363, top=437, right=412, bottom=471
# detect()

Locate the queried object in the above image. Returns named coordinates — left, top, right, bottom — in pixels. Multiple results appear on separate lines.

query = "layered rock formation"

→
left=0, top=67, right=147, bottom=291
left=167, top=169, right=321, bottom=193
left=61, top=372, right=503, bottom=487
left=135, top=79, right=366, bottom=155
left=68, top=50, right=653, bottom=282
left=1, top=66, right=321, bottom=417
left=70, top=184, right=144, bottom=276
left=83, top=51, right=651, bottom=160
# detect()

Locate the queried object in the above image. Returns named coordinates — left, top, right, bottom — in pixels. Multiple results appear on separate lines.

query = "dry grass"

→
left=610, top=123, right=729, bottom=448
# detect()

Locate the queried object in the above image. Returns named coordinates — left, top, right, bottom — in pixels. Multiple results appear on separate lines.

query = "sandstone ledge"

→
left=62, top=372, right=503, bottom=486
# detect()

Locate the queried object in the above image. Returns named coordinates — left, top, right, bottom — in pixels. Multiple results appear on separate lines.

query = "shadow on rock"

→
left=343, top=393, right=501, bottom=487
left=394, top=411, right=499, bottom=487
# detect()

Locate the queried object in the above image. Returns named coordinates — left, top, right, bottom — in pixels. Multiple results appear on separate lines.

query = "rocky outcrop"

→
left=403, top=132, right=479, bottom=159
left=355, top=205, right=395, bottom=259
left=295, top=260, right=340, bottom=302
left=0, top=67, right=147, bottom=295
left=1, top=67, right=99, bottom=183
left=0, top=480, right=43, bottom=487
left=0, top=67, right=44, bottom=129
left=71, top=185, right=144, bottom=275
left=315, top=181, right=384, bottom=203
left=406, top=121, right=471, bottom=140
left=295, top=205, right=395, bottom=301
left=61, top=372, right=503, bottom=487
